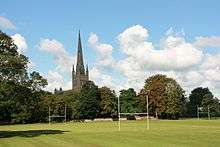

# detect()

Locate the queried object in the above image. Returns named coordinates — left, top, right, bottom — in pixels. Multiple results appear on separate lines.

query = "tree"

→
left=0, top=31, right=28, bottom=84
left=187, top=87, right=212, bottom=117
left=0, top=30, right=47, bottom=123
left=165, top=79, right=186, bottom=119
left=200, top=92, right=220, bottom=117
left=73, top=81, right=100, bottom=119
left=119, top=88, right=140, bottom=113
left=29, top=71, right=47, bottom=92
left=139, top=74, right=186, bottom=119
left=211, top=98, right=220, bottom=117
left=41, top=90, right=79, bottom=122
left=99, top=86, right=117, bottom=118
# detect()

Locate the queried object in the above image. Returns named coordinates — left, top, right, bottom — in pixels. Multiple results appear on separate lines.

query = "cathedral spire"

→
left=77, top=30, right=82, bottom=55
left=76, top=30, right=85, bottom=74
left=72, top=30, right=89, bottom=91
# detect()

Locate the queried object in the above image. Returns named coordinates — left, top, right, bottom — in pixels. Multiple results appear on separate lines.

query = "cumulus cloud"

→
left=194, top=36, right=220, bottom=48
left=44, top=70, right=72, bottom=92
left=11, top=33, right=36, bottom=70
left=200, top=53, right=220, bottom=70
left=11, top=34, right=28, bottom=54
left=108, top=25, right=204, bottom=93
left=87, top=25, right=220, bottom=98
left=88, top=33, right=115, bottom=67
left=39, top=39, right=76, bottom=72
left=117, top=25, right=203, bottom=70
left=0, top=16, right=16, bottom=30
left=165, top=27, right=185, bottom=37
left=90, top=66, right=120, bottom=91
left=200, top=53, right=220, bottom=82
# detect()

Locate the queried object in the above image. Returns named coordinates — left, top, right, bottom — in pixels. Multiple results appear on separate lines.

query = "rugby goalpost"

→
left=197, top=105, right=211, bottom=120
left=118, top=90, right=150, bottom=131
left=48, top=104, right=67, bottom=124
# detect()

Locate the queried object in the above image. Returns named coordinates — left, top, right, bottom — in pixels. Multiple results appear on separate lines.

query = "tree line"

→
left=1, top=31, right=220, bottom=124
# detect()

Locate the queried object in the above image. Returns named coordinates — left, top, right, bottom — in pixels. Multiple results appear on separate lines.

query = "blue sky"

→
left=1, top=0, right=220, bottom=97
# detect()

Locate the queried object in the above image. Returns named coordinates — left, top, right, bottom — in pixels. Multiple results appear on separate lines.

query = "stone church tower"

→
left=72, top=31, right=89, bottom=92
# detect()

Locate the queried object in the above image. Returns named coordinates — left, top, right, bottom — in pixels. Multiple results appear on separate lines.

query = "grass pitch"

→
left=0, top=120, right=220, bottom=147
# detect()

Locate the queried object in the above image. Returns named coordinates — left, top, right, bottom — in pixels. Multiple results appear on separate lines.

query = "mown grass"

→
left=0, top=119, right=220, bottom=147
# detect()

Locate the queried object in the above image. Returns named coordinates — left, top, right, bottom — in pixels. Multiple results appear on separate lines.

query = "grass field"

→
left=0, top=120, right=220, bottom=147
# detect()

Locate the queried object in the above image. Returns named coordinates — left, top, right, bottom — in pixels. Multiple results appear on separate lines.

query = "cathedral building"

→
left=72, top=31, right=89, bottom=92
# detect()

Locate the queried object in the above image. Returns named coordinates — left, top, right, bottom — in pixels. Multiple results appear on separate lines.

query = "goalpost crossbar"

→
left=118, top=92, right=150, bottom=131
left=119, top=113, right=148, bottom=115
left=50, top=115, right=66, bottom=118
left=48, top=105, right=67, bottom=124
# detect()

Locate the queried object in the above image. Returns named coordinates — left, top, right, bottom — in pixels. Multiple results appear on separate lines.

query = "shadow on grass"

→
left=0, top=130, right=69, bottom=138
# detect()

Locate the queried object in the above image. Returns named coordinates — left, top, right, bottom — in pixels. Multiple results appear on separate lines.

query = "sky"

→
left=1, top=0, right=220, bottom=97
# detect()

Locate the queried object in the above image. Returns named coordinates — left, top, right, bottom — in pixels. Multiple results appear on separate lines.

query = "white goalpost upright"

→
left=118, top=93, right=121, bottom=131
left=197, top=105, right=210, bottom=120
left=49, top=104, right=67, bottom=124
left=118, top=90, right=150, bottom=131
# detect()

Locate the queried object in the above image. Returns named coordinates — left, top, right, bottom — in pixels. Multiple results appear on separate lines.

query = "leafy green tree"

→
left=29, top=71, right=47, bottom=91
left=119, top=88, right=140, bottom=113
left=99, top=86, right=117, bottom=118
left=73, top=81, right=100, bottom=119
left=201, top=93, right=220, bottom=117
left=139, top=75, right=166, bottom=116
left=139, top=74, right=186, bottom=119
left=187, top=87, right=212, bottom=117
left=62, top=90, right=80, bottom=120
left=165, top=79, right=186, bottom=119
left=0, top=30, right=47, bottom=123
left=0, top=31, right=28, bottom=84
left=42, top=93, right=66, bottom=122
left=212, top=98, right=220, bottom=116
left=41, top=90, right=79, bottom=122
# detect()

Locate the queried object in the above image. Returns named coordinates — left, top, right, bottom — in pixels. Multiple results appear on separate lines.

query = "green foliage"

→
left=140, top=74, right=186, bottom=119
left=41, top=90, right=79, bottom=122
left=72, top=81, right=100, bottom=119
left=99, top=86, right=118, bottom=118
left=187, top=88, right=220, bottom=117
left=0, top=30, right=48, bottom=124
left=119, top=88, right=140, bottom=114
left=44, top=85, right=118, bottom=120
left=29, top=71, right=48, bottom=91
left=187, top=87, right=213, bottom=117
left=0, top=31, right=28, bottom=84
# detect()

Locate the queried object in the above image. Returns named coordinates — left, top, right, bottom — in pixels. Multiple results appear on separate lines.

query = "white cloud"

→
left=90, top=66, right=117, bottom=90
left=88, top=33, right=115, bottom=67
left=88, top=33, right=98, bottom=46
left=0, top=16, right=16, bottom=30
left=87, top=25, right=220, bottom=98
left=199, top=53, right=220, bottom=82
left=107, top=25, right=204, bottom=94
left=39, top=39, right=76, bottom=72
left=165, top=27, right=185, bottom=37
left=200, top=53, right=220, bottom=70
left=11, top=33, right=36, bottom=70
left=116, top=57, right=144, bottom=79
left=194, top=36, right=220, bottom=48
left=39, top=39, right=65, bottom=54
left=39, top=39, right=77, bottom=92
left=117, top=25, right=203, bottom=71
left=44, top=70, right=72, bottom=92
left=203, top=69, right=220, bottom=81
left=11, top=34, right=28, bottom=54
